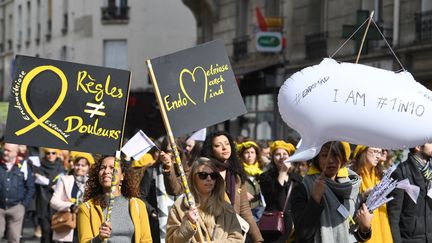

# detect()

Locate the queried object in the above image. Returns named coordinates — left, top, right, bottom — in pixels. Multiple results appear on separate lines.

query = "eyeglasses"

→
left=367, top=149, right=382, bottom=155
left=46, top=152, right=57, bottom=155
left=197, top=172, right=218, bottom=180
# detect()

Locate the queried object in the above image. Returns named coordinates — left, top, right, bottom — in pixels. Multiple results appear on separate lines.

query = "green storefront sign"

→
left=255, top=31, right=282, bottom=53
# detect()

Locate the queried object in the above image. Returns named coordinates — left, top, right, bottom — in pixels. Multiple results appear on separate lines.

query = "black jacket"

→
left=259, top=167, right=302, bottom=242
left=387, top=155, right=432, bottom=243
left=34, top=158, right=64, bottom=219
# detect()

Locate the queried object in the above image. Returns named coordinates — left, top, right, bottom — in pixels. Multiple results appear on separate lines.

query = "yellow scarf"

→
left=242, top=162, right=263, bottom=176
left=359, top=167, right=393, bottom=243
left=306, top=165, right=349, bottom=178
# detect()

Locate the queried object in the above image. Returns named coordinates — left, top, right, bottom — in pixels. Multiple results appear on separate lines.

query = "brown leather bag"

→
left=258, top=182, right=293, bottom=236
left=51, top=211, right=76, bottom=232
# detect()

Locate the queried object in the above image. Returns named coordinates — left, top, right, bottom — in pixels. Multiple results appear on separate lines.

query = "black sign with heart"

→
left=148, top=40, right=247, bottom=137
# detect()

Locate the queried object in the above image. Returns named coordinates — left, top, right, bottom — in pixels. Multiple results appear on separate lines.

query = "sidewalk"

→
left=0, top=217, right=39, bottom=243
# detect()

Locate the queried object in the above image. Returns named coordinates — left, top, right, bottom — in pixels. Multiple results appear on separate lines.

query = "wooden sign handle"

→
left=147, top=60, right=206, bottom=243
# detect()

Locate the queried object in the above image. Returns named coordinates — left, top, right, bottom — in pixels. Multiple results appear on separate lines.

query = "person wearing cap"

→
left=350, top=145, right=393, bottom=243
left=237, top=140, right=265, bottom=222
left=387, top=143, right=432, bottom=243
left=259, top=140, right=302, bottom=242
left=50, top=152, right=94, bottom=242
left=291, top=141, right=373, bottom=243
left=35, top=148, right=66, bottom=243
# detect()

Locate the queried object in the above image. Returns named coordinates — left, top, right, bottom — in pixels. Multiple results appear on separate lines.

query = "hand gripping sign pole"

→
left=103, top=151, right=121, bottom=242
left=103, top=74, right=131, bottom=242
left=147, top=60, right=206, bottom=243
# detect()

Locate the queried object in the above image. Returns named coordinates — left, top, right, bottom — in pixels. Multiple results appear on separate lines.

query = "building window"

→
left=0, top=69, right=3, bottom=100
left=236, top=0, right=249, bottom=37
left=25, top=1, right=31, bottom=46
left=265, top=0, right=280, bottom=17
left=17, top=5, right=22, bottom=49
left=103, top=40, right=128, bottom=69
left=234, top=0, right=249, bottom=60
left=240, top=94, right=274, bottom=140
left=101, top=0, right=129, bottom=22
left=415, top=1, right=432, bottom=42
left=46, top=0, right=52, bottom=41
left=36, top=0, right=41, bottom=44
left=305, top=32, right=328, bottom=59
left=60, top=45, right=67, bottom=60
left=0, top=16, right=3, bottom=52
left=62, top=0, right=68, bottom=35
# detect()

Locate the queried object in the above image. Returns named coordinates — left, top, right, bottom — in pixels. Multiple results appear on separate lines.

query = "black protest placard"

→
left=5, top=55, right=130, bottom=155
left=148, top=40, right=247, bottom=137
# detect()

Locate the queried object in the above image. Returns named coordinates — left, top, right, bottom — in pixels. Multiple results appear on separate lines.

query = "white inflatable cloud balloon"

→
left=278, top=58, right=432, bottom=162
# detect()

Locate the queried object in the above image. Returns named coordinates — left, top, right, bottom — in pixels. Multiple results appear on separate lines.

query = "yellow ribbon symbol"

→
left=15, top=65, right=69, bottom=144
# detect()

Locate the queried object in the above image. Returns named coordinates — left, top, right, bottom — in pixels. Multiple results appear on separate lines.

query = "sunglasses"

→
left=46, top=152, right=57, bottom=155
left=197, top=172, right=218, bottom=180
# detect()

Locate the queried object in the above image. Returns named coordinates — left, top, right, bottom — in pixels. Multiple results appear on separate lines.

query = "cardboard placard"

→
left=148, top=40, right=247, bottom=137
left=5, top=55, right=130, bottom=155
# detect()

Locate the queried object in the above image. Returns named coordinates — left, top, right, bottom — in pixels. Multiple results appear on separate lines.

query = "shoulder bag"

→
left=258, top=181, right=293, bottom=235
left=51, top=211, right=76, bottom=232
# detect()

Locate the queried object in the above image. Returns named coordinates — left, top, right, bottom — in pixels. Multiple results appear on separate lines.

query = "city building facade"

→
left=0, top=0, right=196, bottom=138
left=184, top=0, right=432, bottom=142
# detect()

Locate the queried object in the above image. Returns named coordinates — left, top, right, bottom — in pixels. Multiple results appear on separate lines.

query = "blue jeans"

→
left=252, top=206, right=265, bottom=222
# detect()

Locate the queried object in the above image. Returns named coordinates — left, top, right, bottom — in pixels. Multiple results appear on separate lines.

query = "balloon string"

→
left=370, top=18, right=406, bottom=72
left=330, top=14, right=406, bottom=72
left=329, top=17, right=370, bottom=58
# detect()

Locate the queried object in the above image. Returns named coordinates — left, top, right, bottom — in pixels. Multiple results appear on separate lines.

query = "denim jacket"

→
left=0, top=161, right=35, bottom=209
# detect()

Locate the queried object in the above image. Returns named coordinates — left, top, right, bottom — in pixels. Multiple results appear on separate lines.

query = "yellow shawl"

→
left=359, top=167, right=393, bottom=243
left=306, top=165, right=349, bottom=178
left=242, top=162, right=263, bottom=176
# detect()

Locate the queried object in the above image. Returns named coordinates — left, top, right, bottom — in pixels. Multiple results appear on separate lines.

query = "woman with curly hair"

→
left=166, top=157, right=243, bottom=242
left=201, top=131, right=264, bottom=243
left=77, top=155, right=152, bottom=243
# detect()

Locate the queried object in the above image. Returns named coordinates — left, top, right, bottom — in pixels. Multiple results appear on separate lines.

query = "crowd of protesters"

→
left=0, top=130, right=431, bottom=243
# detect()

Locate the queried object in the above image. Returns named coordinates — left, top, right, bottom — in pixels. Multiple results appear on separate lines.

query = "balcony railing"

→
left=305, top=32, right=328, bottom=59
left=101, top=6, right=130, bottom=22
left=369, top=25, right=393, bottom=49
left=415, top=10, right=432, bottom=42
left=233, top=35, right=249, bottom=61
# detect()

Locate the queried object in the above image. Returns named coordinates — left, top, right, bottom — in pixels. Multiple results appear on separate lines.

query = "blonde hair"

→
left=188, top=157, right=226, bottom=217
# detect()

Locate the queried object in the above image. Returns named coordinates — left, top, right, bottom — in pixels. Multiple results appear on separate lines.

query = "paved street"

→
left=1, top=217, right=39, bottom=243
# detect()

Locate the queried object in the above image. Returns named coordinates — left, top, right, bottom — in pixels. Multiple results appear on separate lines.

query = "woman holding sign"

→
left=201, top=131, right=264, bottom=242
left=290, top=141, right=373, bottom=243
left=77, top=155, right=152, bottom=243
left=166, top=157, right=243, bottom=242
left=351, top=145, right=393, bottom=243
